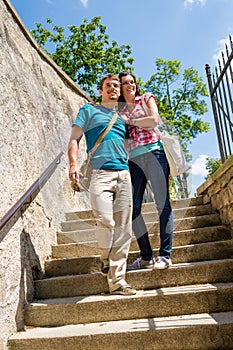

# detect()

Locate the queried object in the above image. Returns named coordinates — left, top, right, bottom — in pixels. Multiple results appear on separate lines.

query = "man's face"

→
left=99, top=78, right=120, bottom=103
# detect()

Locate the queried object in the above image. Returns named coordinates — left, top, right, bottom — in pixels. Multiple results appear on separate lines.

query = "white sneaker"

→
left=127, top=257, right=154, bottom=271
left=154, top=256, right=172, bottom=269
left=110, top=285, right=137, bottom=295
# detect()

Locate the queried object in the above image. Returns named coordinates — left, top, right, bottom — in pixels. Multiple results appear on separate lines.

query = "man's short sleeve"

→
left=72, top=104, right=91, bottom=132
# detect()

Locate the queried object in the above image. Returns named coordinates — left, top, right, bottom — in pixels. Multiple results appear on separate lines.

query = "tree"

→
left=30, top=17, right=134, bottom=99
left=31, top=20, right=211, bottom=198
left=205, top=157, right=222, bottom=179
left=144, top=58, right=210, bottom=198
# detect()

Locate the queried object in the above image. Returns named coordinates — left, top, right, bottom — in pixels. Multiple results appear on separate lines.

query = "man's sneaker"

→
left=154, top=256, right=172, bottom=269
left=127, top=257, right=154, bottom=271
left=110, top=285, right=137, bottom=296
left=101, top=262, right=109, bottom=276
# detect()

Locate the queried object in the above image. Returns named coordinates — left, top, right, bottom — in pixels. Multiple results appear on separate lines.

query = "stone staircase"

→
left=8, top=196, right=233, bottom=350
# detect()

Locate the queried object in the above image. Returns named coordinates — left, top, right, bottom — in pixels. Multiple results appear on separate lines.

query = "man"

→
left=68, top=74, right=136, bottom=296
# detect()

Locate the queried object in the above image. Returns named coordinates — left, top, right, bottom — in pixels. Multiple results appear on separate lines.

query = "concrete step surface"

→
left=45, top=239, right=233, bottom=277
left=64, top=203, right=213, bottom=222
left=8, top=311, right=233, bottom=350
left=148, top=213, right=221, bottom=234
left=64, top=196, right=204, bottom=221
left=35, top=259, right=233, bottom=299
left=59, top=214, right=222, bottom=244
left=54, top=225, right=232, bottom=257
left=8, top=196, right=233, bottom=350
left=24, top=283, right=233, bottom=327
left=61, top=207, right=216, bottom=232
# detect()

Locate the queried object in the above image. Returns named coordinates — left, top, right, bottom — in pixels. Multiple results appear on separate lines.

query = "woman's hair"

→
left=118, top=72, right=141, bottom=111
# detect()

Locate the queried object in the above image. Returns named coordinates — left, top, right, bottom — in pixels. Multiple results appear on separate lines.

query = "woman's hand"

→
left=120, top=113, right=130, bottom=124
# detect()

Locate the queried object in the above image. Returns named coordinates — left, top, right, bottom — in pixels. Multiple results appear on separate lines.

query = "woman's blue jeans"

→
left=129, top=149, right=173, bottom=260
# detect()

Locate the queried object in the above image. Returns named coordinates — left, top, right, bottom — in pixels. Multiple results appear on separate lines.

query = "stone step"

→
left=57, top=229, right=96, bottom=244
left=148, top=213, right=221, bottom=234
left=59, top=214, right=221, bottom=242
left=45, top=239, right=233, bottom=277
left=61, top=219, right=96, bottom=232
left=64, top=196, right=204, bottom=221
left=65, top=203, right=211, bottom=223
left=54, top=225, right=232, bottom=257
left=57, top=213, right=223, bottom=246
left=8, top=311, right=233, bottom=350
left=24, top=283, right=233, bottom=327
left=141, top=196, right=204, bottom=210
left=35, top=259, right=233, bottom=299
left=61, top=205, right=214, bottom=232
left=144, top=204, right=213, bottom=221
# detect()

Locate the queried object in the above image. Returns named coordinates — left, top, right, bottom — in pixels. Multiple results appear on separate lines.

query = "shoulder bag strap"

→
left=89, top=112, right=118, bottom=157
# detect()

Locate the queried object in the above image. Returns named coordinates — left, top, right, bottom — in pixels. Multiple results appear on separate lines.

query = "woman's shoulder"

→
left=142, top=92, right=155, bottom=100
left=141, top=92, right=157, bottom=105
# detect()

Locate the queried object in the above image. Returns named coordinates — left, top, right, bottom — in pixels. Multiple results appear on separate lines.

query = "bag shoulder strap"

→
left=141, top=94, right=149, bottom=114
left=89, top=112, right=118, bottom=157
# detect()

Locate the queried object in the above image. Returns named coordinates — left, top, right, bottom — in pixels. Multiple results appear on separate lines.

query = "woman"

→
left=118, top=72, right=173, bottom=270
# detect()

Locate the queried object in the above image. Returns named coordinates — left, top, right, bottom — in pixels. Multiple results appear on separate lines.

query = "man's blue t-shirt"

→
left=73, top=104, right=129, bottom=170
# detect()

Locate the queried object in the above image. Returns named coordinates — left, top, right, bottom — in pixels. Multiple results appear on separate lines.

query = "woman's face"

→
left=121, top=74, right=136, bottom=98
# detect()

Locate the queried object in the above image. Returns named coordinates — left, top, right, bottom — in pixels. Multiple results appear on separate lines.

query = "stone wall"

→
left=1, top=1, right=232, bottom=349
left=0, top=1, right=92, bottom=348
left=197, top=154, right=233, bottom=230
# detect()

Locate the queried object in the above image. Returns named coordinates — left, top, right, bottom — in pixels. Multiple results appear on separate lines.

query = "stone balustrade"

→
left=197, top=155, right=233, bottom=230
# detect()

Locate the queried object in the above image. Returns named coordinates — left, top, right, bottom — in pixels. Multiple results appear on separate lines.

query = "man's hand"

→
left=69, top=168, right=78, bottom=183
left=68, top=125, right=83, bottom=183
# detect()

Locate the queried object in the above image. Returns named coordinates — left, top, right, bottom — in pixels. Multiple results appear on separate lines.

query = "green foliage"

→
left=144, top=58, right=210, bottom=160
left=142, top=58, right=210, bottom=198
left=30, top=17, right=134, bottom=99
left=31, top=20, right=212, bottom=198
left=205, top=157, right=222, bottom=179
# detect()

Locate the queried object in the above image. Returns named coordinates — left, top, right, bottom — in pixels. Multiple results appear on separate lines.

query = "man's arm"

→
left=68, top=125, right=83, bottom=183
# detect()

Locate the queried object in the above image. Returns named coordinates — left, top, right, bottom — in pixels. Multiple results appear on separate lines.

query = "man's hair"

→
left=99, top=74, right=120, bottom=90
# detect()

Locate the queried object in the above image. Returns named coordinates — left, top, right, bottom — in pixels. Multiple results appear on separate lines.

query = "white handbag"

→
left=141, top=94, right=189, bottom=177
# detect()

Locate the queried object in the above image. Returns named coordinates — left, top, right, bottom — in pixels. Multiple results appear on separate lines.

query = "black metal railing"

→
left=0, top=152, right=63, bottom=237
left=205, top=35, right=233, bottom=163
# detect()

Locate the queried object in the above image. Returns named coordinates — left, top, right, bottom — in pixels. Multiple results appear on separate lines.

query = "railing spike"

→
left=222, top=51, right=226, bottom=65
left=218, top=59, right=222, bottom=73
left=229, top=34, right=232, bottom=44
left=225, top=43, right=229, bottom=57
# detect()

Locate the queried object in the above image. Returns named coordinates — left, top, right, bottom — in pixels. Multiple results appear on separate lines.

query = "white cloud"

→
left=191, top=154, right=208, bottom=176
left=80, top=0, right=88, bottom=7
left=184, top=0, right=207, bottom=8
left=212, top=37, right=229, bottom=65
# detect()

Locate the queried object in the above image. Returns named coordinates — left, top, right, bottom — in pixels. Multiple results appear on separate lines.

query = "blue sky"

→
left=10, top=0, right=233, bottom=195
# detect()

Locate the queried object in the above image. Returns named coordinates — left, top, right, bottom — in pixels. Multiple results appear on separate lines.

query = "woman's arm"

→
left=128, top=97, right=160, bottom=128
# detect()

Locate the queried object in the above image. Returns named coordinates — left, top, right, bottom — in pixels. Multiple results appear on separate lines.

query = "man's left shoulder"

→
left=81, top=102, right=99, bottom=111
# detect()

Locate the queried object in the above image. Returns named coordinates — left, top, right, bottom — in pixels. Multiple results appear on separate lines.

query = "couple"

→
left=68, top=73, right=173, bottom=296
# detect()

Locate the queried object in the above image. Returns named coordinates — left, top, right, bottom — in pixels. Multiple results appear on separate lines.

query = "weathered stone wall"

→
left=197, top=154, right=233, bottom=230
left=0, top=0, right=92, bottom=348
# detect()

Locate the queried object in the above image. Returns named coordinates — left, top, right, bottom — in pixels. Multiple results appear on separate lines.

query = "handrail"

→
left=205, top=35, right=233, bottom=163
left=0, top=152, right=63, bottom=232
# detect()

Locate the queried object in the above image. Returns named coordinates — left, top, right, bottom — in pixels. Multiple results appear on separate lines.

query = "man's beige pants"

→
left=90, top=169, right=132, bottom=292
